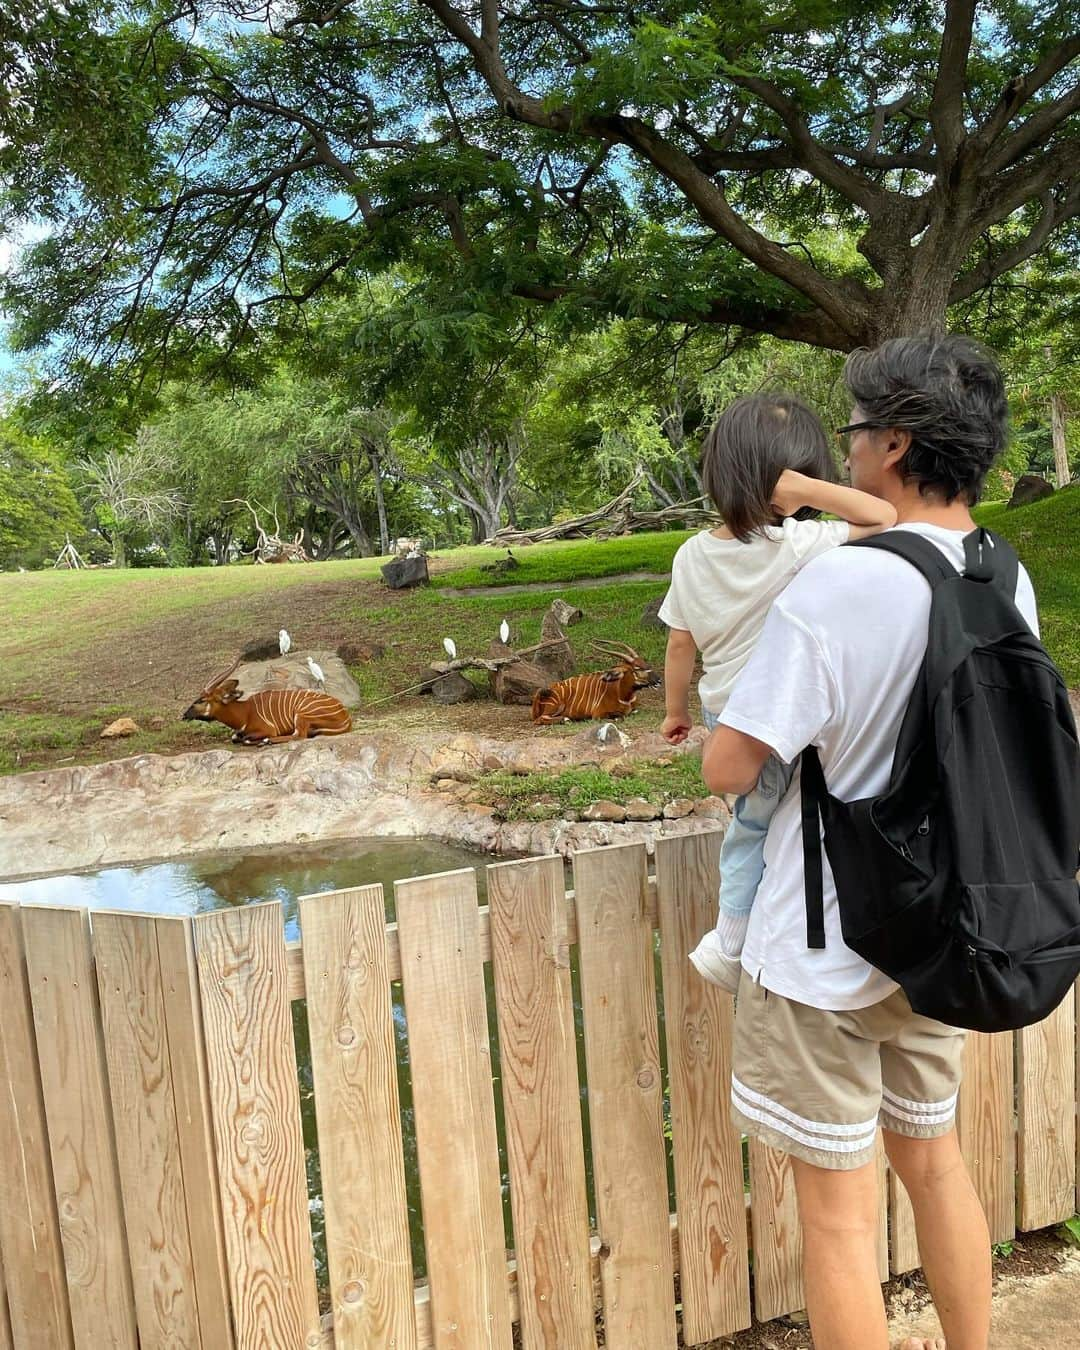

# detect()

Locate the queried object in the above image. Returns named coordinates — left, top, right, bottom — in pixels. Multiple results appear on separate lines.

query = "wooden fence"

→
left=0, top=832, right=1076, bottom=1348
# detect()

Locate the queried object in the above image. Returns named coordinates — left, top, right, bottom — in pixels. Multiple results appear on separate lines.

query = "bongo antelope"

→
left=531, top=642, right=659, bottom=725
left=182, top=658, right=352, bottom=745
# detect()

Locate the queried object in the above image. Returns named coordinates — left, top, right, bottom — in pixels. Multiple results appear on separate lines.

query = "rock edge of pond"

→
left=0, top=724, right=725, bottom=881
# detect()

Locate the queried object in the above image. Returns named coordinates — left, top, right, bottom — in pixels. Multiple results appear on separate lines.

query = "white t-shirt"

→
left=719, top=523, right=1040, bottom=1012
left=658, top=518, right=851, bottom=714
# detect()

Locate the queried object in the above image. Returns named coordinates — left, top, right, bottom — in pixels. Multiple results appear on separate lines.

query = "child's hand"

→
left=770, top=468, right=808, bottom=518
left=661, top=713, right=692, bottom=745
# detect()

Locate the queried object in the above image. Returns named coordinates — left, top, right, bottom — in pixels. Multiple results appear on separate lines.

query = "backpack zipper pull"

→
left=966, top=945, right=978, bottom=973
left=917, top=817, right=930, bottom=837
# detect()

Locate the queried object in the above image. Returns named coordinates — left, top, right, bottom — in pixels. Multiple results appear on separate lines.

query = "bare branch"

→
left=989, top=80, right=1080, bottom=173
left=930, top=0, right=976, bottom=162
left=951, top=182, right=1080, bottom=302
left=976, top=37, right=1080, bottom=149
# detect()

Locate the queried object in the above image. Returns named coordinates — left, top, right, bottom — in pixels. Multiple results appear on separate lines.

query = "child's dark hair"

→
left=700, top=393, right=835, bottom=543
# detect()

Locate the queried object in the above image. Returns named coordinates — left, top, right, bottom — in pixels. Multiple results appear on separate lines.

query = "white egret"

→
left=279, top=628, right=291, bottom=656
left=307, top=656, right=325, bottom=687
left=499, top=619, right=510, bottom=645
left=443, top=637, right=457, bottom=660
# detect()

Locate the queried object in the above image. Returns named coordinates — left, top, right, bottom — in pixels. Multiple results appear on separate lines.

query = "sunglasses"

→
left=835, top=421, right=881, bottom=439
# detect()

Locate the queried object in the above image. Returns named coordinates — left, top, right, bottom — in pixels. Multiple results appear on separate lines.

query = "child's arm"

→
left=771, top=469, right=898, bottom=540
left=660, top=627, right=697, bottom=745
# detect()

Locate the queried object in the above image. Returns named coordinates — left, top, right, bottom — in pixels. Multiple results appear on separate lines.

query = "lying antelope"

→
left=182, top=658, right=352, bottom=745
left=531, top=641, right=660, bottom=725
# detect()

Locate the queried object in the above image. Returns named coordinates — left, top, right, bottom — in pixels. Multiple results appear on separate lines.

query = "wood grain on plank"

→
left=0, top=1220, right=15, bottom=1350
left=153, top=916, right=234, bottom=1348
left=747, top=1142, right=803, bottom=1323
left=957, top=1032, right=1014, bottom=1246
left=93, top=911, right=203, bottom=1347
left=22, top=905, right=139, bottom=1349
left=888, top=1169, right=920, bottom=1275
left=193, top=902, right=324, bottom=1350
left=299, top=886, right=418, bottom=1349
left=1017, top=992, right=1076, bottom=1230
left=653, top=834, right=750, bottom=1343
left=0, top=905, right=74, bottom=1350
left=487, top=857, right=595, bottom=1350
left=395, top=869, right=513, bottom=1350
left=572, top=844, right=676, bottom=1350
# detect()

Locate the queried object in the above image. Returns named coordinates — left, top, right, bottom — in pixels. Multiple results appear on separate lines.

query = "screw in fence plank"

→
left=653, top=833, right=750, bottom=1343
left=299, top=885, right=418, bottom=1350
left=1018, top=990, right=1076, bottom=1230
left=21, top=906, right=139, bottom=1350
left=747, top=1141, right=803, bottom=1324
left=957, top=1032, right=1015, bottom=1247
left=0, top=906, right=74, bottom=1350
left=572, top=843, right=677, bottom=1350
left=395, top=868, right=514, bottom=1350
left=153, top=916, right=234, bottom=1349
left=193, top=902, right=325, bottom=1350
left=487, top=857, right=596, bottom=1350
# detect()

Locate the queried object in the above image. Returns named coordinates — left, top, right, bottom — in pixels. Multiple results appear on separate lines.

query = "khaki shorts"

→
left=731, top=975, right=967, bottom=1171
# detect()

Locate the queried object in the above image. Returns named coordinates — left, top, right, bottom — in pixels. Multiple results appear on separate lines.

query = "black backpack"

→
left=800, top=526, right=1080, bottom=1033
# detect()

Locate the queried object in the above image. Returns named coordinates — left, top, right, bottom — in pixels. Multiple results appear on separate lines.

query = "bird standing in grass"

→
left=499, top=619, right=510, bottom=644
left=279, top=629, right=291, bottom=656
left=443, top=637, right=457, bottom=660
left=307, top=656, right=325, bottom=688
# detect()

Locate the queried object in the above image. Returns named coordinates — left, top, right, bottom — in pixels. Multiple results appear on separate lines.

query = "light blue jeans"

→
left=702, top=708, right=794, bottom=917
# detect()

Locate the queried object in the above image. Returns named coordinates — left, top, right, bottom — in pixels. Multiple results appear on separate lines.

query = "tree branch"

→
left=975, top=37, right=1080, bottom=149
left=951, top=183, right=1080, bottom=302
left=988, top=80, right=1080, bottom=174
left=930, top=0, right=976, bottom=162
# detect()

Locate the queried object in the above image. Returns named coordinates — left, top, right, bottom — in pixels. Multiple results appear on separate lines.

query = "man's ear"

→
left=881, top=427, right=913, bottom=472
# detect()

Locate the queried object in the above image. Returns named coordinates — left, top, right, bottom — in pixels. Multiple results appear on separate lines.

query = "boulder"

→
left=663, top=798, right=696, bottom=819
left=482, top=753, right=504, bottom=772
left=693, top=795, right=730, bottom=819
left=101, top=717, right=139, bottom=739
left=624, top=797, right=661, bottom=821
left=539, top=613, right=574, bottom=680
left=381, top=555, right=430, bottom=588
left=148, top=716, right=166, bottom=732
left=550, top=598, right=583, bottom=627
left=581, top=799, right=628, bottom=823
left=430, top=671, right=476, bottom=704
left=241, top=636, right=285, bottom=661
left=337, top=641, right=385, bottom=665
left=234, top=652, right=361, bottom=708
left=494, top=659, right=553, bottom=706
left=641, top=596, right=668, bottom=630
left=1007, top=474, right=1054, bottom=509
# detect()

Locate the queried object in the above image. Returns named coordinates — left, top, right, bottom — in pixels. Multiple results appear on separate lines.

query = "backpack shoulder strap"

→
left=847, top=530, right=955, bottom=586
left=800, top=745, right=828, bottom=950
left=963, top=526, right=1020, bottom=596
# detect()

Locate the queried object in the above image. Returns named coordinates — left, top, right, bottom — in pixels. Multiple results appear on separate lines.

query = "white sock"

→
left=715, top=909, right=750, bottom=959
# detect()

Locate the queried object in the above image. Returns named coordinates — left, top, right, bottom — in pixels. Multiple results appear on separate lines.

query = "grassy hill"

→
left=0, top=493, right=1074, bottom=776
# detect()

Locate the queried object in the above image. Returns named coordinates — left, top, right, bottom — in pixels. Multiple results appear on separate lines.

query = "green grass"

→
left=430, top=530, right=690, bottom=589
left=471, top=756, right=708, bottom=820
left=974, top=488, right=1080, bottom=684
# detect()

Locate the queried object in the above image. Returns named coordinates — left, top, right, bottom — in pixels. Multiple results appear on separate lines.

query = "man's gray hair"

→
left=843, top=335, right=1008, bottom=505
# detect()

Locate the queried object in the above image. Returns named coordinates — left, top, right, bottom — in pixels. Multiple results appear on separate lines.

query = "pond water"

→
left=0, top=839, right=672, bottom=1292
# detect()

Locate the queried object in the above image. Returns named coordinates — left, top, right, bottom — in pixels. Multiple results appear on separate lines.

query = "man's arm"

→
left=702, top=725, right=773, bottom=796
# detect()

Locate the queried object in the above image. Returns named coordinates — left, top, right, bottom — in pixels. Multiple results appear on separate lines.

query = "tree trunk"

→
left=113, top=532, right=128, bottom=568
left=1050, top=393, right=1070, bottom=490
left=366, top=443, right=391, bottom=554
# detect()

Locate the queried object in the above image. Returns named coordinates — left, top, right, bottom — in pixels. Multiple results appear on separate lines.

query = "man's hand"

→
left=661, top=712, right=692, bottom=745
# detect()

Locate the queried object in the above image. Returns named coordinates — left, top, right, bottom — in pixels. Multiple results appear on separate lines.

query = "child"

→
left=659, top=393, right=897, bottom=993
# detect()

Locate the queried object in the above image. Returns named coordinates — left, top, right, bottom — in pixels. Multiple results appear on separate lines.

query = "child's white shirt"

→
left=658, top=518, right=850, bottom=714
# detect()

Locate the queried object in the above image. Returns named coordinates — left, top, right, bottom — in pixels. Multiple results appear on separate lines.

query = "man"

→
left=703, top=334, right=1039, bottom=1350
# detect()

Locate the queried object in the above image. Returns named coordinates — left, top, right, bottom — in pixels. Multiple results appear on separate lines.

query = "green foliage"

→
left=1061, top=1215, right=1080, bottom=1247
left=0, top=421, right=84, bottom=568
left=471, top=757, right=708, bottom=821
left=432, top=531, right=692, bottom=590
left=991, top=1240, right=1015, bottom=1259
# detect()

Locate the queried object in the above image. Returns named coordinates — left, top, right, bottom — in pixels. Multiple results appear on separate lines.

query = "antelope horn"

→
left=590, top=640, right=642, bottom=662
left=202, top=656, right=242, bottom=695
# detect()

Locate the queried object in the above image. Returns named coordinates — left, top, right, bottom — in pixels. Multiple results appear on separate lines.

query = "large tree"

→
left=3, top=1, right=1079, bottom=378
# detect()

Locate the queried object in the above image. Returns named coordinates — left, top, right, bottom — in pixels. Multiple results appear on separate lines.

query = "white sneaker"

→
left=688, top=929, right=743, bottom=994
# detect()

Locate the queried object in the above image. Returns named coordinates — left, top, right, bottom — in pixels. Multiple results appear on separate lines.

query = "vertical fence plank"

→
left=654, top=834, right=750, bottom=1343
left=300, top=886, right=418, bottom=1350
left=193, top=903, right=324, bottom=1350
left=22, top=906, right=139, bottom=1350
left=1018, top=991, right=1076, bottom=1230
left=573, top=844, right=676, bottom=1350
left=93, top=912, right=203, bottom=1347
left=395, top=869, right=513, bottom=1350
left=0, top=906, right=74, bottom=1350
left=747, top=1143, right=803, bottom=1323
left=154, top=917, right=234, bottom=1349
left=889, top=1171, right=920, bottom=1275
left=957, top=1031, right=1014, bottom=1246
left=0, top=1247, right=12, bottom=1350
left=488, top=857, right=596, bottom=1350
